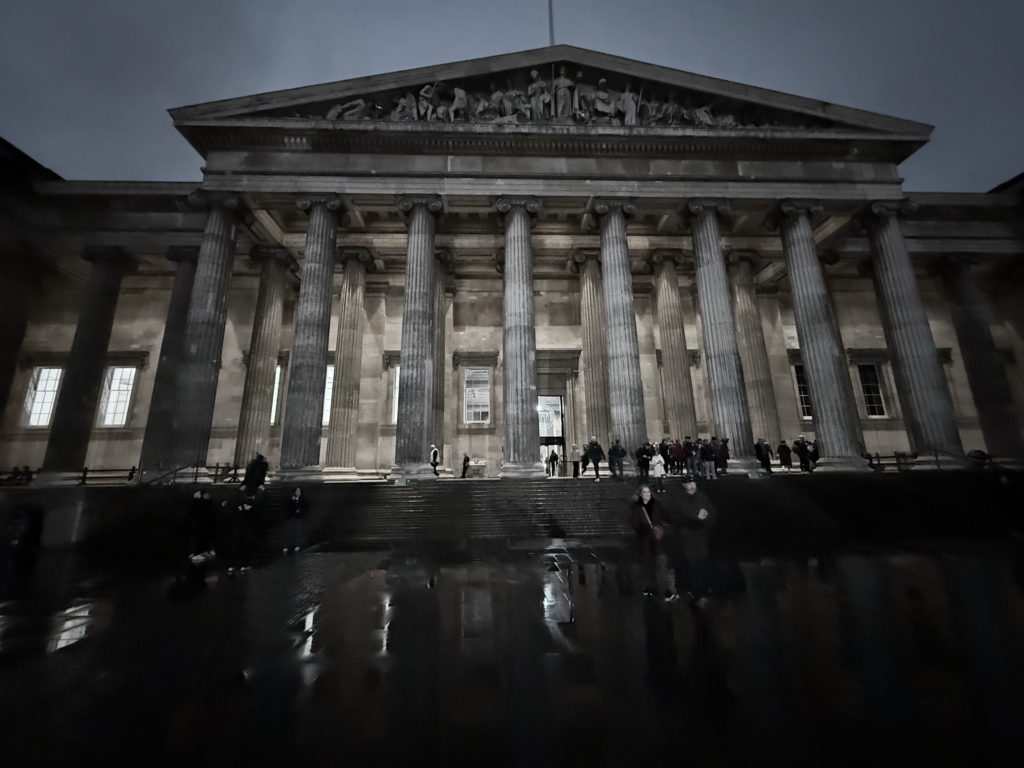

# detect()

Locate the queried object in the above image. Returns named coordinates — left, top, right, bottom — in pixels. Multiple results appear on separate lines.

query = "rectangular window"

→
left=858, top=363, right=887, bottom=417
left=24, top=367, right=62, bottom=426
left=98, top=366, right=137, bottom=427
left=794, top=364, right=813, bottom=419
left=323, top=364, right=335, bottom=426
left=270, top=365, right=282, bottom=425
left=464, top=367, right=491, bottom=424
left=538, top=396, right=563, bottom=438
left=392, top=364, right=401, bottom=423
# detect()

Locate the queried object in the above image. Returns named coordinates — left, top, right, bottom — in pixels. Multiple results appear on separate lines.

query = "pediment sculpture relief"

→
left=303, top=65, right=828, bottom=130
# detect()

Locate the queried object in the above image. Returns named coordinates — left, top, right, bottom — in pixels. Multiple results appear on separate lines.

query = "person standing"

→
left=683, top=436, right=698, bottom=477
left=670, top=440, right=686, bottom=476
left=569, top=443, right=581, bottom=478
left=547, top=449, right=560, bottom=477
left=673, top=475, right=717, bottom=606
left=777, top=440, right=793, bottom=472
left=284, top=487, right=308, bottom=554
left=461, top=453, right=471, bottom=478
left=224, top=492, right=256, bottom=574
left=187, top=490, right=219, bottom=564
left=636, top=443, right=651, bottom=479
left=430, top=444, right=440, bottom=477
left=629, top=485, right=678, bottom=601
left=793, top=435, right=811, bottom=473
left=585, top=436, right=606, bottom=482
left=700, top=439, right=717, bottom=480
left=651, top=452, right=667, bottom=493
left=716, top=437, right=730, bottom=476
left=755, top=438, right=773, bottom=475
left=608, top=439, right=626, bottom=480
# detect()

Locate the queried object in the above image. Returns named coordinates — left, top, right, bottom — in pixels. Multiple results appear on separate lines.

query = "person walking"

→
left=284, top=487, right=308, bottom=553
left=755, top=438, right=773, bottom=475
left=651, top=452, right=667, bottom=493
left=793, top=435, right=811, bottom=473
left=547, top=449, right=560, bottom=477
left=461, top=453, right=471, bottom=478
left=674, top=474, right=717, bottom=606
left=430, top=444, right=440, bottom=476
left=224, top=491, right=257, bottom=574
left=607, top=439, right=626, bottom=480
left=628, top=485, right=678, bottom=601
left=585, top=436, right=606, bottom=482
left=716, top=437, right=730, bottom=476
left=777, top=440, right=792, bottom=472
left=683, top=436, right=698, bottom=477
left=569, top=443, right=581, bottom=478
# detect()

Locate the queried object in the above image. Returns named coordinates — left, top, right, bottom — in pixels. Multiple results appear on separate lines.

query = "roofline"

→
left=989, top=170, right=1024, bottom=194
left=169, top=44, right=933, bottom=136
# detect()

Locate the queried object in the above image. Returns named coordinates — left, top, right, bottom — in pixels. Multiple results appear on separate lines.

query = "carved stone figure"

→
left=592, top=78, right=615, bottom=120
left=503, top=78, right=530, bottom=120
left=391, top=93, right=417, bottom=121
left=552, top=66, right=574, bottom=118
left=528, top=70, right=551, bottom=121
left=417, top=84, right=437, bottom=121
left=662, top=93, right=682, bottom=126
left=573, top=70, right=595, bottom=123
left=326, top=99, right=378, bottom=121
left=619, top=83, right=638, bottom=126
left=450, top=86, right=468, bottom=121
left=640, top=92, right=664, bottom=125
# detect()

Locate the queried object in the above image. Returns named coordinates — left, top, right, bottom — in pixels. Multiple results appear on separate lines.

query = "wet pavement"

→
left=2, top=537, right=1024, bottom=767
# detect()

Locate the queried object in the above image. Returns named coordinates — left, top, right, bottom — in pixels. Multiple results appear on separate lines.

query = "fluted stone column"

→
left=173, top=191, right=241, bottom=468
left=139, top=247, right=198, bottom=475
left=864, top=202, right=964, bottom=458
left=728, top=250, right=782, bottom=447
left=497, top=197, right=546, bottom=478
left=650, top=249, right=699, bottom=439
left=939, top=257, right=1024, bottom=460
left=591, top=199, right=647, bottom=465
left=234, top=247, right=290, bottom=468
left=325, top=249, right=373, bottom=472
left=687, top=200, right=757, bottom=466
left=770, top=200, right=865, bottom=466
left=280, top=194, right=342, bottom=475
left=0, top=251, right=42, bottom=423
left=432, top=249, right=454, bottom=473
left=570, top=250, right=611, bottom=445
left=42, top=247, right=135, bottom=476
left=393, top=195, right=443, bottom=479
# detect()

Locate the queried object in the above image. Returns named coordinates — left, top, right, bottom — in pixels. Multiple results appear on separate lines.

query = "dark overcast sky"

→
left=1, top=0, right=1021, bottom=192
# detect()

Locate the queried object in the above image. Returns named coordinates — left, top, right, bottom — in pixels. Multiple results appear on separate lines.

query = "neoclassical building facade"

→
left=1, top=46, right=1022, bottom=480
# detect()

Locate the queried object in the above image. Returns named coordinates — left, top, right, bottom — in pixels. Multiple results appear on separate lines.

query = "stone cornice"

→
left=452, top=350, right=500, bottom=369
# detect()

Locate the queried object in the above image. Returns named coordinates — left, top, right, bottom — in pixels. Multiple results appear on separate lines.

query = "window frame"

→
left=792, top=363, right=814, bottom=421
left=856, top=363, right=888, bottom=418
left=22, top=366, right=64, bottom=428
left=463, top=366, right=491, bottom=425
left=96, top=365, right=140, bottom=428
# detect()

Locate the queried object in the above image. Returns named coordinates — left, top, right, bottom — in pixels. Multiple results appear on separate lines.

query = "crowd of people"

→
left=181, top=453, right=309, bottom=577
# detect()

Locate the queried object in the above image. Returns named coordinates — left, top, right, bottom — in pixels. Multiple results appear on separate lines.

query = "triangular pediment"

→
left=170, top=45, right=931, bottom=137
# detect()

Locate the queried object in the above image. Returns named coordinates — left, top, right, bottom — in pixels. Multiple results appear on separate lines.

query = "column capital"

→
left=649, top=248, right=687, bottom=269
left=296, top=194, right=343, bottom=213
left=567, top=248, right=599, bottom=274
left=684, top=198, right=731, bottom=219
left=165, top=245, right=200, bottom=264
left=867, top=199, right=918, bottom=221
left=187, top=189, right=242, bottom=212
left=495, top=196, right=541, bottom=226
left=763, top=199, right=823, bottom=231
left=396, top=194, right=443, bottom=219
left=81, top=245, right=138, bottom=273
left=726, top=249, right=763, bottom=271
left=589, top=198, right=636, bottom=219
left=249, top=245, right=293, bottom=265
left=926, top=254, right=978, bottom=277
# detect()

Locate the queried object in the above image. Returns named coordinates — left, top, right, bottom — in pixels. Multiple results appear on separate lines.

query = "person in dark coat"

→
left=430, top=445, right=440, bottom=476
left=636, top=443, right=651, bottom=479
left=585, top=436, right=605, bottom=481
left=793, top=435, right=811, bottom=472
left=461, top=453, right=471, bottom=478
left=777, top=440, right=793, bottom=472
left=608, top=439, right=626, bottom=479
left=672, top=475, right=717, bottom=605
left=716, top=437, right=730, bottom=475
left=547, top=449, right=560, bottom=477
left=628, top=485, right=678, bottom=601
left=670, top=440, right=686, bottom=476
left=223, top=492, right=257, bottom=573
left=187, top=490, right=219, bottom=563
left=284, top=487, right=308, bottom=553
left=754, top=438, right=773, bottom=475
left=242, top=454, right=268, bottom=493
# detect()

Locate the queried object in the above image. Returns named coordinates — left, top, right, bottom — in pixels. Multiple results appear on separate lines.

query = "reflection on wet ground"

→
left=2, top=539, right=1024, bottom=766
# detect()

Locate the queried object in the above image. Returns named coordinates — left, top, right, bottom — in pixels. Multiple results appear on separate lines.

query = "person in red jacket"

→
left=628, top=485, right=679, bottom=601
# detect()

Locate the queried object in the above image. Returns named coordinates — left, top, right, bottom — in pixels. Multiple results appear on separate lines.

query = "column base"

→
left=390, top=463, right=439, bottom=482
left=812, top=456, right=873, bottom=473
left=720, top=457, right=762, bottom=476
left=499, top=462, right=547, bottom=479
left=321, top=467, right=360, bottom=482
left=276, top=466, right=325, bottom=484
left=910, top=452, right=972, bottom=471
left=171, top=467, right=214, bottom=485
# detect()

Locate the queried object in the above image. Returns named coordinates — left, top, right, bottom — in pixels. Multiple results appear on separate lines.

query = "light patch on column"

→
left=24, top=367, right=62, bottom=427
left=98, top=366, right=137, bottom=427
left=270, top=365, right=282, bottom=425
left=392, top=364, right=401, bottom=423
left=322, top=365, right=335, bottom=426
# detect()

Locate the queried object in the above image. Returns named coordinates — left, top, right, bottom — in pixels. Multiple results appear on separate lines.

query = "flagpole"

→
left=548, top=0, right=555, bottom=46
